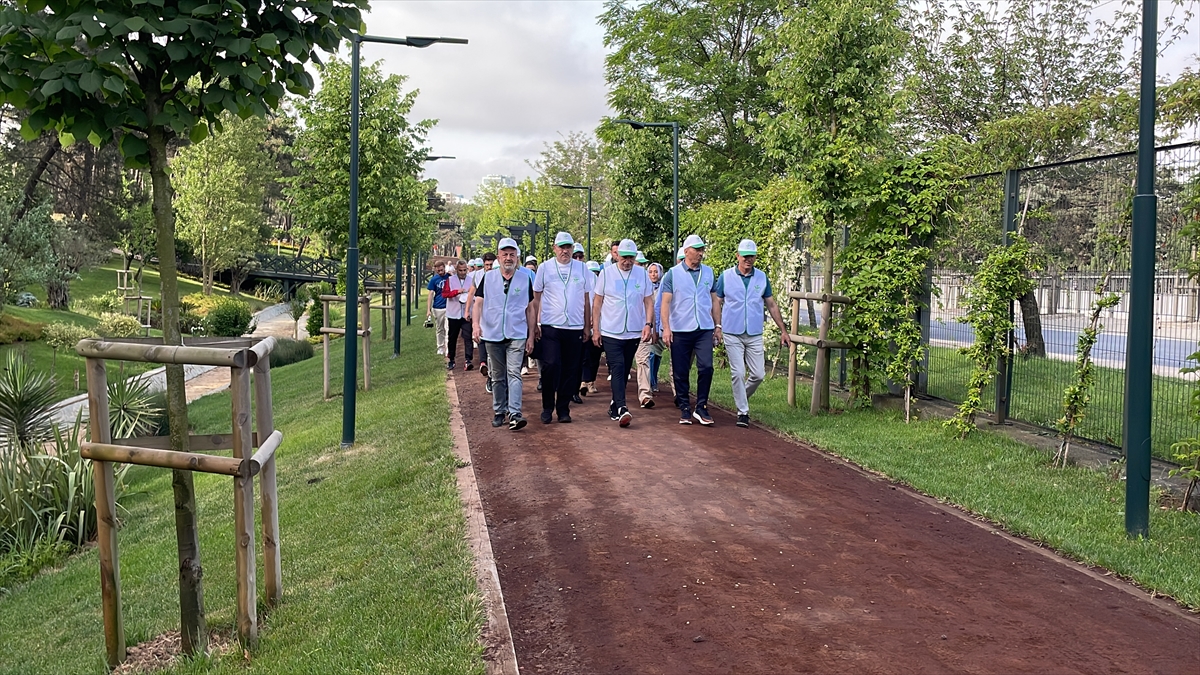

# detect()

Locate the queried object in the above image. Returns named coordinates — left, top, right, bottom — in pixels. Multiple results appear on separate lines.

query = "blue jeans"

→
left=670, top=329, right=714, bottom=411
left=484, top=339, right=526, bottom=416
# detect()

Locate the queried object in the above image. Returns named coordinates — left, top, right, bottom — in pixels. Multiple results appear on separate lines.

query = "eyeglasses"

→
left=620, top=255, right=635, bottom=260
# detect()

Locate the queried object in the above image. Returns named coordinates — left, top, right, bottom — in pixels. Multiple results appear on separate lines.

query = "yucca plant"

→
left=106, top=376, right=163, bottom=440
left=0, top=351, right=57, bottom=445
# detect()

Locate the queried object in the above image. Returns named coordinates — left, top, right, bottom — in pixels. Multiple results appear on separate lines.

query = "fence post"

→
left=322, top=298, right=330, bottom=400
left=788, top=296, right=799, bottom=407
left=916, top=264, right=932, bottom=395
left=361, top=295, right=371, bottom=391
left=995, top=168, right=1020, bottom=424
left=86, top=357, right=124, bottom=667
left=231, top=363, right=258, bottom=648
left=253, top=352, right=282, bottom=607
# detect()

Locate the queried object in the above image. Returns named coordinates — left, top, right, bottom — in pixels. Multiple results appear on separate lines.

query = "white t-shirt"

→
left=594, top=264, right=653, bottom=340
left=533, top=259, right=594, bottom=329
left=444, top=274, right=471, bottom=320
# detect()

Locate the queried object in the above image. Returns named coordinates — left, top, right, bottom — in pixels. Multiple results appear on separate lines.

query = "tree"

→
left=288, top=56, right=432, bottom=263
left=0, top=0, right=363, bottom=658
left=762, top=0, right=904, bottom=413
left=0, top=193, right=54, bottom=313
left=45, top=215, right=109, bottom=309
left=174, top=112, right=275, bottom=295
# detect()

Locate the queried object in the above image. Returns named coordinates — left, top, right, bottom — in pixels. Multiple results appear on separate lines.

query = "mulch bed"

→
left=455, top=366, right=1198, bottom=674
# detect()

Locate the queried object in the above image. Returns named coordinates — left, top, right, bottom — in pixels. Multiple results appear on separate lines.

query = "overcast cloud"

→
left=349, top=1, right=1197, bottom=201
left=357, top=1, right=612, bottom=199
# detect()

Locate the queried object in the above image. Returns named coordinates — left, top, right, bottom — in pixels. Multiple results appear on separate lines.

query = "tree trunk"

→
left=202, top=263, right=213, bottom=296
left=47, top=279, right=70, bottom=310
left=15, top=136, right=60, bottom=221
left=802, top=247, right=816, bottom=329
left=148, top=125, right=209, bottom=657
left=1018, top=289, right=1045, bottom=357
left=811, top=221, right=835, bottom=414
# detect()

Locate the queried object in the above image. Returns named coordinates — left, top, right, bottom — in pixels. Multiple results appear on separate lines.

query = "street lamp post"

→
left=345, top=33, right=466, bottom=448
left=556, top=184, right=592, bottom=258
left=614, top=119, right=679, bottom=255
left=526, top=209, right=549, bottom=258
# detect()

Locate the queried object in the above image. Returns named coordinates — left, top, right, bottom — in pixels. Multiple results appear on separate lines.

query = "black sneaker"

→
left=509, top=413, right=527, bottom=431
left=540, top=410, right=553, bottom=424
left=485, top=379, right=493, bottom=394
left=479, top=363, right=488, bottom=378
left=579, top=385, right=589, bottom=397
left=640, top=397, right=655, bottom=409
left=617, top=406, right=632, bottom=428
left=465, top=363, right=474, bottom=371
left=571, top=393, right=583, bottom=404
left=736, top=414, right=750, bottom=428
left=491, top=413, right=505, bottom=428
left=609, top=406, right=620, bottom=421
left=558, top=413, right=572, bottom=423
left=447, top=361, right=456, bottom=370
left=693, top=407, right=714, bottom=426
left=679, top=407, right=693, bottom=425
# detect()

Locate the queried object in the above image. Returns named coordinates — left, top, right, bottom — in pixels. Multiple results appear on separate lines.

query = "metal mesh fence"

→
left=925, top=142, right=1200, bottom=460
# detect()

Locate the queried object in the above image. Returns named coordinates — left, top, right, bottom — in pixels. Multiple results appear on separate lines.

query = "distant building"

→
left=437, top=191, right=466, bottom=205
left=480, top=174, right=516, bottom=189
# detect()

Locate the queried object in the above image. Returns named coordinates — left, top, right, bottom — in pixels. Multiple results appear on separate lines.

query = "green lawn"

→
left=0, top=325, right=485, bottom=674
left=926, top=344, right=1196, bottom=461
left=708, top=369, right=1200, bottom=609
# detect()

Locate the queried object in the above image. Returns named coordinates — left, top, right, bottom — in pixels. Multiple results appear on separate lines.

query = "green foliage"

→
left=202, top=296, right=253, bottom=337
left=306, top=281, right=333, bottom=337
left=73, top=290, right=122, bottom=317
left=95, top=311, right=142, bottom=338
left=287, top=284, right=309, bottom=338
left=835, top=153, right=958, bottom=405
left=0, top=536, right=72, bottom=591
left=1053, top=288, right=1121, bottom=466
left=106, top=375, right=163, bottom=440
left=0, top=197, right=54, bottom=313
left=41, top=321, right=96, bottom=369
left=0, top=0, right=362, bottom=167
left=600, top=0, right=785, bottom=206
left=0, top=314, right=46, bottom=346
left=946, top=236, right=1036, bottom=437
left=268, top=336, right=313, bottom=369
left=173, top=113, right=277, bottom=293
left=1169, top=340, right=1200, bottom=511
left=0, top=351, right=57, bottom=445
left=288, top=56, right=433, bottom=260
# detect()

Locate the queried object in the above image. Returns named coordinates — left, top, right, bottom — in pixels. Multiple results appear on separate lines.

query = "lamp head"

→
left=405, top=36, right=469, bottom=47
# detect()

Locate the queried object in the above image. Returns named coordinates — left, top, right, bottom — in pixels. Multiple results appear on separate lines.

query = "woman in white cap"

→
left=660, top=234, right=719, bottom=426
left=572, top=242, right=586, bottom=263
left=592, top=239, right=654, bottom=427
left=472, top=238, right=537, bottom=431
left=635, top=262, right=665, bottom=407
left=532, top=232, right=593, bottom=423
left=712, top=239, right=790, bottom=427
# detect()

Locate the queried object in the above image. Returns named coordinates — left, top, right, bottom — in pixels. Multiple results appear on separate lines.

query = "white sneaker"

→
left=521, top=366, right=529, bottom=376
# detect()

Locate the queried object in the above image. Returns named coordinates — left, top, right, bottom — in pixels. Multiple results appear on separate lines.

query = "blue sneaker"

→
left=693, top=407, right=714, bottom=426
left=679, top=407, right=692, bottom=425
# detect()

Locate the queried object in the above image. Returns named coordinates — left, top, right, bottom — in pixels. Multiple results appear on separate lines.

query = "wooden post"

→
left=811, top=295, right=833, bottom=414
left=322, top=298, right=330, bottom=400
left=787, top=296, right=799, bottom=408
left=253, top=352, right=282, bottom=607
left=380, top=288, right=388, bottom=342
left=230, top=366, right=258, bottom=648
left=86, top=358, right=124, bottom=667
left=361, top=295, right=371, bottom=391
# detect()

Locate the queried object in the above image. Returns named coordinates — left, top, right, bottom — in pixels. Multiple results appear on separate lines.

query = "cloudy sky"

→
left=352, top=1, right=1198, bottom=201
left=358, top=1, right=612, bottom=200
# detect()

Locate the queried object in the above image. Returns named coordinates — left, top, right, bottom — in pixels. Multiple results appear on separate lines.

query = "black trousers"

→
left=538, top=325, right=583, bottom=415
left=581, top=336, right=602, bottom=383
left=602, top=336, right=639, bottom=412
left=447, top=317, right=473, bottom=364
left=671, top=329, right=714, bottom=410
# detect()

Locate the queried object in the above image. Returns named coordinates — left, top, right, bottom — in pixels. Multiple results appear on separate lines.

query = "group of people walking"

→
left=428, top=233, right=790, bottom=431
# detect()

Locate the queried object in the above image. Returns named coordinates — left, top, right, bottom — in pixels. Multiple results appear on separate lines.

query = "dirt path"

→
left=452, top=365, right=1198, bottom=675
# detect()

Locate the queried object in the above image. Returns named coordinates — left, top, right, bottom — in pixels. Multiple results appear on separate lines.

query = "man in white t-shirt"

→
left=442, top=259, right=474, bottom=371
left=533, top=232, right=594, bottom=424
left=592, top=238, right=654, bottom=427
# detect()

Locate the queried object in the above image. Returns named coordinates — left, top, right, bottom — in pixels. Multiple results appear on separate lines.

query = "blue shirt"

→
left=657, top=265, right=701, bottom=294
left=427, top=273, right=448, bottom=309
left=713, top=267, right=773, bottom=299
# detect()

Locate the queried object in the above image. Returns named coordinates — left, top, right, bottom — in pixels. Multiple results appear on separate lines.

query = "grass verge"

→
left=0, top=324, right=484, bottom=674
left=708, top=367, right=1200, bottom=609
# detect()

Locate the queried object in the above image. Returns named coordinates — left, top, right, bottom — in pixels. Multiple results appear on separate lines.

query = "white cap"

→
left=586, top=260, right=601, bottom=273
left=737, top=239, right=758, bottom=256
left=497, top=237, right=519, bottom=252
left=636, top=251, right=648, bottom=263
left=617, top=238, right=638, bottom=256
left=555, top=231, right=575, bottom=246
left=676, top=247, right=685, bottom=260
left=572, top=242, right=585, bottom=254
left=683, top=233, right=706, bottom=249
left=525, top=255, right=538, bottom=263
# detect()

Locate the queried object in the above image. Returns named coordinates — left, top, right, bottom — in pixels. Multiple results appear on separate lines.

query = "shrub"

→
left=181, top=292, right=219, bottom=316
left=41, top=322, right=97, bottom=368
left=305, top=281, right=333, bottom=337
left=0, top=352, right=57, bottom=445
left=268, top=337, right=314, bottom=369
left=0, top=314, right=45, bottom=346
left=96, top=312, right=143, bottom=338
left=180, top=310, right=204, bottom=335
left=106, top=376, right=163, bottom=440
left=74, top=290, right=121, bottom=317
left=203, top=296, right=254, bottom=337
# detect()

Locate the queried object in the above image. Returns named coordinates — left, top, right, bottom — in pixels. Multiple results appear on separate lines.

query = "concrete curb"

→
left=446, top=374, right=520, bottom=675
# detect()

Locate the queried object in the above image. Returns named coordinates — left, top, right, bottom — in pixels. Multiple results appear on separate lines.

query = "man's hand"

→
left=714, top=327, right=723, bottom=344
left=472, top=325, right=481, bottom=343
left=641, top=325, right=652, bottom=343
left=525, top=336, right=535, bottom=355
left=661, top=327, right=673, bottom=348
left=593, top=329, right=603, bottom=348
left=780, top=330, right=791, bottom=346
left=534, top=324, right=542, bottom=340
